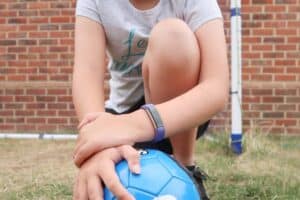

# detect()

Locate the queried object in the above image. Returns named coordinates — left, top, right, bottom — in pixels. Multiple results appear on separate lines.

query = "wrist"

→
left=121, top=110, right=155, bottom=143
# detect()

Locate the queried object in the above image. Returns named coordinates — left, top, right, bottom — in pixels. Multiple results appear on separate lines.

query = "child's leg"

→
left=142, top=18, right=201, bottom=166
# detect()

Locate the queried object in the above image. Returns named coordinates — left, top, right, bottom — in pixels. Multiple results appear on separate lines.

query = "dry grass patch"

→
left=0, top=133, right=299, bottom=200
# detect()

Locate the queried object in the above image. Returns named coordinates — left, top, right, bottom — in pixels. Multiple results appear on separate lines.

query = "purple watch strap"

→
left=153, top=126, right=165, bottom=143
left=141, top=104, right=165, bottom=143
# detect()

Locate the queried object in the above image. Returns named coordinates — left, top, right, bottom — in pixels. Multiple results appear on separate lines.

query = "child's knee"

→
left=147, top=18, right=200, bottom=72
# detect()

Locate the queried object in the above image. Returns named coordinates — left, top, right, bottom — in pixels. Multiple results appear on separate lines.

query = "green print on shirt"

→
left=112, top=29, right=147, bottom=76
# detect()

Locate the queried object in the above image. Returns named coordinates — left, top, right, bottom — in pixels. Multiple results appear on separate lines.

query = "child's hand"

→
left=73, top=112, right=144, bottom=167
left=73, top=145, right=140, bottom=200
left=77, top=112, right=104, bottom=130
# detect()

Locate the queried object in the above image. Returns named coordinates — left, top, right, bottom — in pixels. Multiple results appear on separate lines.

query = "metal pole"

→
left=230, top=0, right=243, bottom=154
left=0, top=133, right=77, bottom=140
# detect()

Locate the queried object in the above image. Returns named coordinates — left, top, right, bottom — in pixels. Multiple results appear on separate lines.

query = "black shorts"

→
left=105, top=97, right=210, bottom=154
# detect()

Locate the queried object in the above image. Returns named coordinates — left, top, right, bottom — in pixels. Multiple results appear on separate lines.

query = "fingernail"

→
left=133, top=164, right=141, bottom=174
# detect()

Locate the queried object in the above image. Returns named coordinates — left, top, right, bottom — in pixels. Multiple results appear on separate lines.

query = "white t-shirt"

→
left=76, top=0, right=222, bottom=113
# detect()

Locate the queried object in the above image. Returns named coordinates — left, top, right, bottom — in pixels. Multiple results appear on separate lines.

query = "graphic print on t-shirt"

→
left=111, top=28, right=148, bottom=77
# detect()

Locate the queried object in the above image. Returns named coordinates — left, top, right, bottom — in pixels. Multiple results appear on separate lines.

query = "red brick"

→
left=29, top=17, right=49, bottom=24
left=286, top=97, right=300, bottom=103
left=0, top=125, right=15, bottom=130
left=7, top=75, right=26, bottom=81
left=15, top=96, right=34, bottom=102
left=287, top=112, right=300, bottom=118
left=26, top=103, right=46, bottom=109
left=5, top=89, right=24, bottom=95
left=0, top=96, right=13, bottom=101
left=16, top=110, right=34, bottom=116
left=50, top=32, right=69, bottom=38
left=27, top=118, right=46, bottom=123
left=287, top=68, right=300, bottom=73
left=276, top=120, right=296, bottom=126
left=275, top=89, right=297, bottom=96
left=263, top=112, right=284, bottom=118
left=8, top=17, right=27, bottom=24
left=28, top=75, right=48, bottom=81
left=0, top=110, right=14, bottom=116
left=28, top=2, right=49, bottom=9
left=286, top=128, right=300, bottom=135
left=50, top=17, right=70, bottom=23
left=5, top=103, right=23, bottom=109
left=276, top=104, right=296, bottom=111
left=36, top=125, right=57, bottom=131
left=276, top=45, right=296, bottom=51
left=251, top=75, right=273, bottom=81
left=263, top=97, right=284, bottom=103
left=6, top=118, right=24, bottom=123
left=57, top=96, right=72, bottom=102
left=50, top=75, right=69, bottom=81
left=252, top=45, right=272, bottom=51
left=0, top=11, right=17, bottom=17
left=26, top=89, right=46, bottom=95
left=287, top=37, right=300, bottom=43
left=265, top=5, right=286, bottom=12
left=275, top=75, right=296, bottom=81
left=17, top=125, right=36, bottom=131
left=244, top=96, right=261, bottom=103
left=47, top=89, right=67, bottom=95
left=19, top=25, right=38, bottom=31
left=276, top=29, right=297, bottom=36
left=244, top=112, right=261, bottom=118
left=19, top=10, right=38, bottom=17
left=48, top=103, right=67, bottom=109
left=29, top=32, right=48, bottom=38
left=252, top=89, right=273, bottom=95
left=263, top=67, right=284, bottom=74
left=50, top=2, right=70, bottom=9
left=251, top=104, right=273, bottom=111
left=37, top=110, right=56, bottom=116
left=36, top=96, right=56, bottom=102
left=48, top=118, right=67, bottom=124
left=59, top=110, right=76, bottom=117
left=263, top=52, right=284, bottom=58
left=8, top=47, right=26, bottom=53
left=276, top=13, right=297, bottom=20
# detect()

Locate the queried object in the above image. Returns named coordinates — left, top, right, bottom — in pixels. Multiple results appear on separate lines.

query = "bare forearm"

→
left=156, top=80, right=228, bottom=135
left=129, top=80, right=228, bottom=142
left=72, top=67, right=105, bottom=122
left=73, top=16, right=107, bottom=122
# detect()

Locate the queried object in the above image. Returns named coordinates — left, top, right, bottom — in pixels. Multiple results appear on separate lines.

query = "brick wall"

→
left=0, top=0, right=299, bottom=134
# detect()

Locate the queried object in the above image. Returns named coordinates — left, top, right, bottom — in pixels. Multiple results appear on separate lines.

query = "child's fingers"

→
left=73, top=139, right=86, bottom=167
left=99, top=161, right=135, bottom=200
left=77, top=118, right=89, bottom=130
left=87, top=175, right=103, bottom=200
left=73, top=173, right=88, bottom=200
left=74, top=141, right=99, bottom=167
left=118, top=145, right=141, bottom=174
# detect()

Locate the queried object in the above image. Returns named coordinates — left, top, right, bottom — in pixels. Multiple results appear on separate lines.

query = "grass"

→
left=0, top=133, right=299, bottom=200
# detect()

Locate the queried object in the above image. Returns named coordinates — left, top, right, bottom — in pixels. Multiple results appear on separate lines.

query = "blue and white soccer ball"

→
left=104, top=149, right=201, bottom=200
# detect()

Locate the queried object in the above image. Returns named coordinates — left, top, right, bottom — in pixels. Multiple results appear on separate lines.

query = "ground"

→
left=0, top=133, right=299, bottom=200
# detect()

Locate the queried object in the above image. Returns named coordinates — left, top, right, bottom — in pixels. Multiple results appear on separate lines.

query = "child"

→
left=72, top=0, right=229, bottom=199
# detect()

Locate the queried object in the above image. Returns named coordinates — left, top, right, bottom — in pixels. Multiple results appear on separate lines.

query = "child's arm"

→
left=73, top=19, right=229, bottom=166
left=72, top=16, right=107, bottom=122
left=151, top=19, right=229, bottom=134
